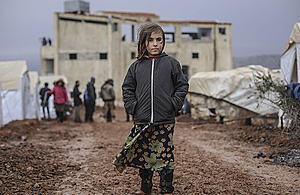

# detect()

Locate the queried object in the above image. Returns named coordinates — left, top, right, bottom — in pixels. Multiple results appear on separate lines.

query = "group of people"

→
left=39, top=79, right=70, bottom=123
left=41, top=37, right=52, bottom=46
left=39, top=77, right=116, bottom=124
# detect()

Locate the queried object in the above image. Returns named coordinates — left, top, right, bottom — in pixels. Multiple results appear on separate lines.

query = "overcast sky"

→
left=0, top=0, right=299, bottom=73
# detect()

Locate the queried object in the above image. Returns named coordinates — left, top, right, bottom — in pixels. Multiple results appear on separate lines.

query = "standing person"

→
left=39, top=82, right=51, bottom=119
left=84, top=77, right=96, bottom=122
left=100, top=79, right=116, bottom=122
left=73, top=80, right=82, bottom=123
left=113, top=23, right=189, bottom=195
left=42, top=37, right=47, bottom=46
left=47, top=79, right=69, bottom=123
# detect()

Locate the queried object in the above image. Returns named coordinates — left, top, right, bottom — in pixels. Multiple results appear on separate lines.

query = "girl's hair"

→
left=136, top=23, right=165, bottom=61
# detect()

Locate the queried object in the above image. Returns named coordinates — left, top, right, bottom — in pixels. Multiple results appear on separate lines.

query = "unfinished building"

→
left=40, top=0, right=233, bottom=105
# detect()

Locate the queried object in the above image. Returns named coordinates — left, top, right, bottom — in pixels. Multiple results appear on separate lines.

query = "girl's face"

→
left=146, top=31, right=163, bottom=58
left=58, top=81, right=62, bottom=86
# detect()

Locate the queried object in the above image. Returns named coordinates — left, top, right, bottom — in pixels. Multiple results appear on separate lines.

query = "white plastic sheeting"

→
left=28, top=71, right=41, bottom=121
left=0, top=83, right=3, bottom=127
left=279, top=23, right=300, bottom=127
left=188, top=65, right=281, bottom=115
left=1, top=75, right=31, bottom=125
left=0, top=60, right=40, bottom=126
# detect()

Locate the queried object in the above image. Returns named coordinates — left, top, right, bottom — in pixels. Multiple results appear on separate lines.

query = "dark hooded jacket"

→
left=86, top=82, right=96, bottom=104
left=73, top=85, right=82, bottom=106
left=122, top=52, right=189, bottom=125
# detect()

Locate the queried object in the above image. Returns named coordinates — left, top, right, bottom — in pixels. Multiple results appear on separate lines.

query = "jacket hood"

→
left=142, top=52, right=168, bottom=60
left=87, top=82, right=93, bottom=87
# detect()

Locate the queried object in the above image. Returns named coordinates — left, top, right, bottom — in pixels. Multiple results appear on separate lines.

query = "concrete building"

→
left=40, top=0, right=232, bottom=105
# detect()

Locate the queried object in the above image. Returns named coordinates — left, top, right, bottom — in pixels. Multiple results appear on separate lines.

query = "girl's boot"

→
left=159, top=169, right=174, bottom=195
left=134, top=168, right=153, bottom=195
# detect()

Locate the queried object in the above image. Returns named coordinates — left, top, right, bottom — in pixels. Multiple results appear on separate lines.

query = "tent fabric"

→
left=0, top=60, right=40, bottom=126
left=28, top=71, right=40, bottom=95
left=188, top=65, right=280, bottom=115
left=279, top=23, right=300, bottom=127
left=1, top=74, right=31, bottom=125
left=0, top=60, right=28, bottom=90
left=0, top=83, right=3, bottom=127
left=281, top=23, right=300, bottom=84
left=280, top=44, right=299, bottom=84
left=28, top=71, right=41, bottom=120
left=282, top=23, right=300, bottom=56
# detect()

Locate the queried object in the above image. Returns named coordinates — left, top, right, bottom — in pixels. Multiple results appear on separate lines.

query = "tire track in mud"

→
left=174, top=124, right=300, bottom=194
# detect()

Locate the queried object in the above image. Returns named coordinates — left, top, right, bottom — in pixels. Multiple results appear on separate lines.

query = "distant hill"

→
left=233, top=54, right=281, bottom=70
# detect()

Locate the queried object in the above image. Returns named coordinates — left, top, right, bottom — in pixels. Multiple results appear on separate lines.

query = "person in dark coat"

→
left=84, top=77, right=96, bottom=122
left=42, top=37, right=47, bottom=46
left=39, top=82, right=51, bottom=119
left=73, top=80, right=82, bottom=122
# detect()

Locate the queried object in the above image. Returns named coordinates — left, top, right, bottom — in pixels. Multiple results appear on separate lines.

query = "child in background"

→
left=113, top=23, right=189, bottom=195
left=47, top=79, right=69, bottom=123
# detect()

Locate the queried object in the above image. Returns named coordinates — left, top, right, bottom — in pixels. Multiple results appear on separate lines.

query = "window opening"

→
left=192, top=53, right=199, bottom=59
left=198, top=28, right=212, bottom=39
left=100, top=53, right=108, bottom=59
left=113, top=23, right=118, bottom=32
left=69, top=53, right=77, bottom=60
left=162, top=26, right=175, bottom=43
left=219, top=28, right=226, bottom=35
left=182, top=27, right=200, bottom=40
left=131, top=52, right=136, bottom=59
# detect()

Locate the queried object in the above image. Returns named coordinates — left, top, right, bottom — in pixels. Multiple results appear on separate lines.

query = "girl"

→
left=113, top=23, right=189, bottom=195
left=47, top=79, right=69, bottom=123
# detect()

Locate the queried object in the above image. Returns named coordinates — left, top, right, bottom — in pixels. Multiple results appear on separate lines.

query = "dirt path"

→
left=1, top=107, right=299, bottom=194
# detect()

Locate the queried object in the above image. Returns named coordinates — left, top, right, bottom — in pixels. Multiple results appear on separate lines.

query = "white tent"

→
left=279, top=23, right=300, bottom=127
left=280, top=23, right=300, bottom=83
left=0, top=82, right=3, bottom=127
left=188, top=65, right=281, bottom=115
left=28, top=71, right=41, bottom=121
left=39, top=75, right=71, bottom=119
left=0, top=60, right=34, bottom=126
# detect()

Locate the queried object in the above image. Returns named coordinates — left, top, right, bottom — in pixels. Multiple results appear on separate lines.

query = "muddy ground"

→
left=0, top=107, right=299, bottom=194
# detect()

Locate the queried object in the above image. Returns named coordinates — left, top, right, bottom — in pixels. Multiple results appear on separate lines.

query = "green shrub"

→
left=250, top=72, right=300, bottom=137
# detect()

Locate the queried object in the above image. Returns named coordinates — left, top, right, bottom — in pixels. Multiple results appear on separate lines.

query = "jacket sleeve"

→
left=47, top=87, right=55, bottom=95
left=171, top=60, right=189, bottom=112
left=88, top=84, right=96, bottom=102
left=122, top=64, right=137, bottom=115
left=73, top=87, right=81, bottom=97
left=110, top=87, right=115, bottom=101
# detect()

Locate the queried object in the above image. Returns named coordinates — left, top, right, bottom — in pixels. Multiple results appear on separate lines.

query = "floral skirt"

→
left=113, top=124, right=175, bottom=173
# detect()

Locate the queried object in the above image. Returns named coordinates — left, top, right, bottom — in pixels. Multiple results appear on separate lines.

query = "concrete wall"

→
left=56, top=13, right=111, bottom=101
left=40, top=46, right=54, bottom=75
left=187, top=92, right=278, bottom=126
left=40, top=12, right=233, bottom=106
left=215, top=24, right=232, bottom=71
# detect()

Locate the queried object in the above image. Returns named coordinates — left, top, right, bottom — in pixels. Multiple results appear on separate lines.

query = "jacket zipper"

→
left=150, top=59, right=155, bottom=124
